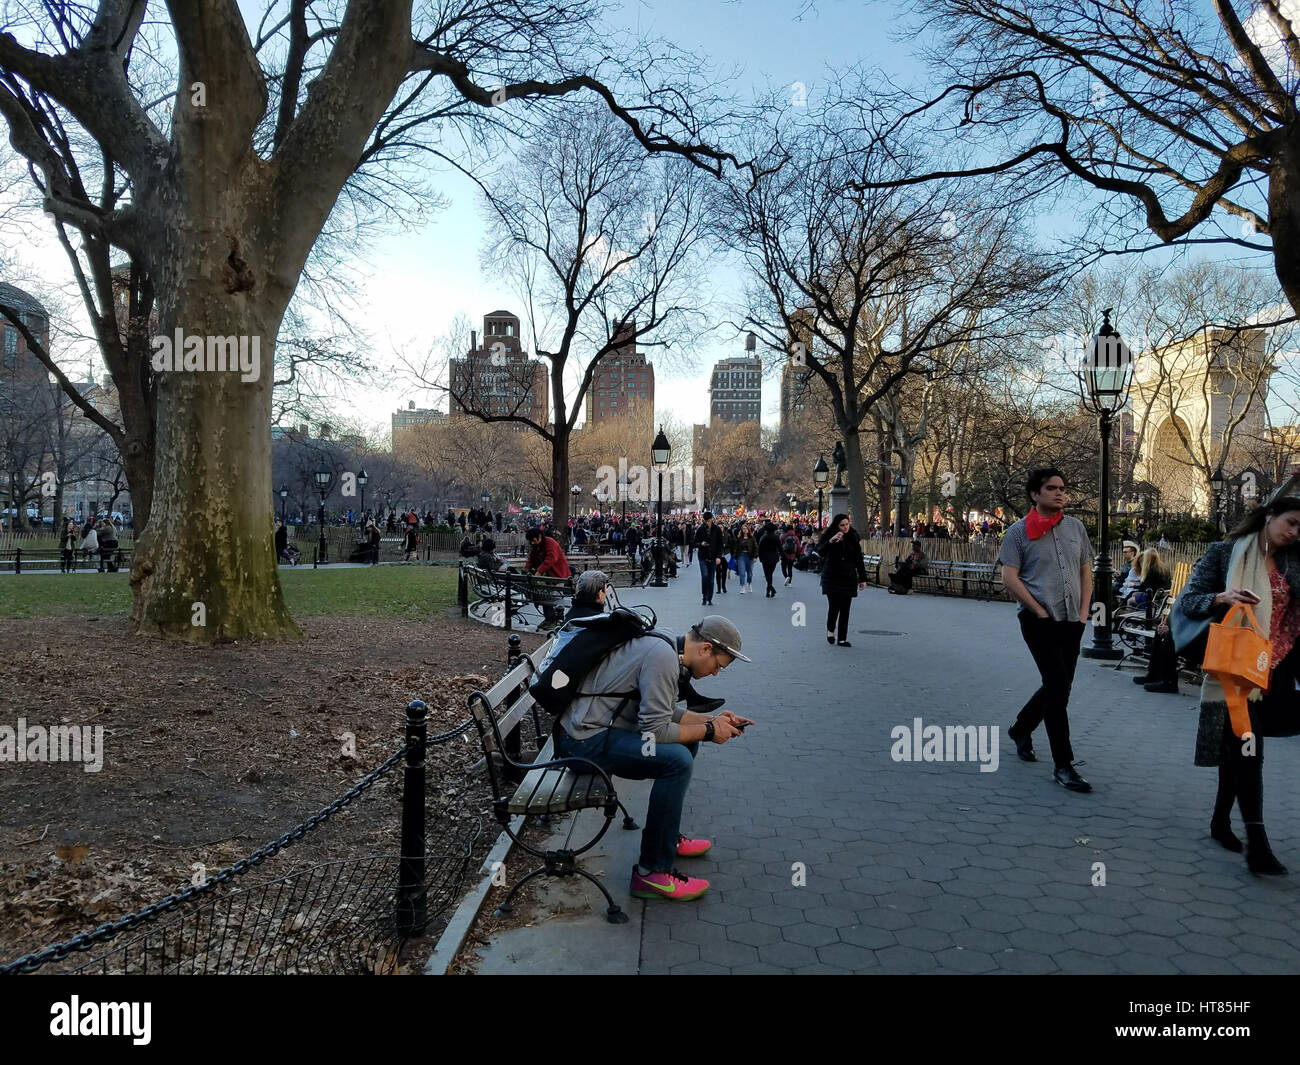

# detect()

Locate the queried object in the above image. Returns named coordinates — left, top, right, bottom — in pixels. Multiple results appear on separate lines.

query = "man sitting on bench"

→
left=553, top=615, right=754, bottom=902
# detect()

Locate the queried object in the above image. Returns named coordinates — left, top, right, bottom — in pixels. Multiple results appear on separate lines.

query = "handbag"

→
left=1204, top=603, right=1271, bottom=738
left=727, top=556, right=737, bottom=572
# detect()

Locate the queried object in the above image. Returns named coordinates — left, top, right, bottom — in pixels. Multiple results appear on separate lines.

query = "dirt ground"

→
left=0, top=610, right=548, bottom=973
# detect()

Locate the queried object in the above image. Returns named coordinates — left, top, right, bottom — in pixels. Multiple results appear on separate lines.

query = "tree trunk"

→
left=130, top=284, right=298, bottom=641
left=840, top=427, right=873, bottom=534
left=1270, top=137, right=1300, bottom=319
left=551, top=422, right=571, bottom=545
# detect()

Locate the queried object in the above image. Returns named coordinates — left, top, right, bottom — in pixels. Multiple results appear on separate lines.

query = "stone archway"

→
left=1149, top=415, right=1203, bottom=513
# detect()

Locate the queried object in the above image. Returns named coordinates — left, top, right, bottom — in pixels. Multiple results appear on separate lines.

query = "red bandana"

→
left=1025, top=508, right=1064, bottom=540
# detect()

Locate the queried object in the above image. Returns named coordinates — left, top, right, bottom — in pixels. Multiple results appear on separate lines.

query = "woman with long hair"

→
left=818, top=513, right=869, bottom=647
left=1176, top=496, right=1300, bottom=874
left=734, top=521, right=758, bottom=594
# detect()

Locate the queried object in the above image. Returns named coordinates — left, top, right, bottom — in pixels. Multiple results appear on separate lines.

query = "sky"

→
left=2, top=0, right=1292, bottom=444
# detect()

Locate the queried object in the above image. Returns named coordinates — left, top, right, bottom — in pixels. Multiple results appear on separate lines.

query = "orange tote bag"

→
left=1204, top=603, right=1271, bottom=738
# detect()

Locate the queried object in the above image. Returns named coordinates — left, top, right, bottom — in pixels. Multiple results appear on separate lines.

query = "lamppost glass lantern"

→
left=278, top=483, right=288, bottom=524
left=1079, top=308, right=1135, bottom=660
left=650, top=427, right=671, bottom=586
left=1210, top=466, right=1225, bottom=529
left=357, top=467, right=368, bottom=521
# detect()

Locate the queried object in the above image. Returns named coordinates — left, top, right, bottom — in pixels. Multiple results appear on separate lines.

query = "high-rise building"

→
left=584, top=318, right=655, bottom=425
left=708, top=332, right=762, bottom=424
left=449, top=310, right=548, bottom=429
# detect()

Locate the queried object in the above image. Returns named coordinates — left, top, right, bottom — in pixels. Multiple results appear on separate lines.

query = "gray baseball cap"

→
left=692, top=615, right=751, bottom=663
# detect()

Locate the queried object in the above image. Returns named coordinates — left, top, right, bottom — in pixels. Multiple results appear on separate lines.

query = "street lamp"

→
left=357, top=467, right=368, bottom=522
left=278, top=484, right=288, bottom=524
left=650, top=426, right=671, bottom=587
left=314, top=462, right=333, bottom=565
left=1210, top=466, right=1225, bottom=531
left=619, top=473, right=629, bottom=523
left=814, top=454, right=830, bottom=530
left=894, top=473, right=909, bottom=539
left=1079, top=308, right=1135, bottom=661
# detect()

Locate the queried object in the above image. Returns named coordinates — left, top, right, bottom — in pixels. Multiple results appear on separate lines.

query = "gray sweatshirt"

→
left=557, top=630, right=687, bottom=744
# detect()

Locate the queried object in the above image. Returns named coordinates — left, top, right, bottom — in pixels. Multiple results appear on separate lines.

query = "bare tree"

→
left=722, top=88, right=1058, bottom=531
left=0, top=1, right=739, bottom=640
left=409, top=102, right=715, bottom=534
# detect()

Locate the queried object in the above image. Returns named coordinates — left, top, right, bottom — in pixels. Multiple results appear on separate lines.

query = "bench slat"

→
left=507, top=766, right=609, bottom=814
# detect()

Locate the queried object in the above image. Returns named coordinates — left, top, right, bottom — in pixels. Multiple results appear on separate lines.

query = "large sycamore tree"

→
left=0, top=0, right=732, bottom=640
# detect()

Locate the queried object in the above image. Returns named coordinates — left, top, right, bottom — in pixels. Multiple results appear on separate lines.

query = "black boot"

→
left=1210, top=775, right=1241, bottom=852
left=1245, top=823, right=1287, bottom=874
left=1210, top=818, right=1243, bottom=852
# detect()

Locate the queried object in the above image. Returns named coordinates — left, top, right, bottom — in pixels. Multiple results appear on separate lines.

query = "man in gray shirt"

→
left=997, top=466, right=1095, bottom=792
left=554, top=615, right=753, bottom=901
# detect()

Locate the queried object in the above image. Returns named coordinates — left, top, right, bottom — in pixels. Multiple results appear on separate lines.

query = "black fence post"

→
left=396, top=699, right=428, bottom=937
left=313, top=545, right=319, bottom=569
left=503, top=634, right=525, bottom=784
left=14, top=547, right=20, bottom=574
left=504, top=569, right=513, bottom=631
left=458, top=562, right=468, bottom=618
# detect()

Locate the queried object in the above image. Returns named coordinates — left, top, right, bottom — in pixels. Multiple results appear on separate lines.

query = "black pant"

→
left=1216, top=721, right=1264, bottom=824
left=715, top=560, right=728, bottom=592
left=781, top=557, right=794, bottom=581
left=826, top=592, right=853, bottom=641
left=761, top=558, right=778, bottom=593
left=61, top=548, right=74, bottom=572
left=1011, top=614, right=1086, bottom=768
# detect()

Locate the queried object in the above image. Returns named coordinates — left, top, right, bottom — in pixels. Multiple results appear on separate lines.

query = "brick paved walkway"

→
left=631, top=571, right=1300, bottom=974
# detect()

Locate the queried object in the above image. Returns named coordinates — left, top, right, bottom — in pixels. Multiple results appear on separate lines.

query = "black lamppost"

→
left=357, top=467, right=368, bottom=522
left=894, top=473, right=909, bottom=538
left=814, top=454, right=829, bottom=530
left=650, top=426, right=671, bottom=587
left=1210, top=466, right=1225, bottom=531
left=278, top=484, right=288, bottom=524
left=314, top=462, right=333, bottom=564
left=1080, top=308, right=1135, bottom=661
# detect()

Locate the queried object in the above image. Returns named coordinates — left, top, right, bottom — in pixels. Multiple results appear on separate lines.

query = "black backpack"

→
left=529, top=607, right=670, bottom=718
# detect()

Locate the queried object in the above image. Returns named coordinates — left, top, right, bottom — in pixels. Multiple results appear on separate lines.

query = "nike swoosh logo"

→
left=638, top=878, right=680, bottom=894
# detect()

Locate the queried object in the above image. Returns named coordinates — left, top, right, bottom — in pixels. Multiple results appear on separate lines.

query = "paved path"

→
left=473, top=566, right=1300, bottom=974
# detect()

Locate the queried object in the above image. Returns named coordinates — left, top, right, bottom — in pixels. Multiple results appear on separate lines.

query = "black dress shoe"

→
left=1132, top=675, right=1153, bottom=685
left=837, top=640, right=852, bottom=647
left=1053, top=764, right=1092, bottom=793
left=1009, top=728, right=1036, bottom=762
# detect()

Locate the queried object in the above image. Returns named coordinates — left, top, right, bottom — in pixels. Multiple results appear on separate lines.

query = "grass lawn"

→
left=0, top=565, right=459, bottom=619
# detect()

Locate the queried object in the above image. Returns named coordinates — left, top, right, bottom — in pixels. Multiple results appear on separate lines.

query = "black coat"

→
left=693, top=522, right=723, bottom=561
left=819, top=528, right=869, bottom=597
left=757, top=527, right=782, bottom=563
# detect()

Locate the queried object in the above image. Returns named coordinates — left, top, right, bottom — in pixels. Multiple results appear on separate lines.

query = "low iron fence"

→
left=0, top=638, right=541, bottom=975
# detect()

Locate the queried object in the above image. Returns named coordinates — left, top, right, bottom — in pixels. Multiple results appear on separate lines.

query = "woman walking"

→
left=819, top=513, right=868, bottom=647
left=1176, top=496, right=1300, bottom=874
left=757, top=521, right=783, bottom=597
left=780, top=525, right=799, bottom=586
left=735, top=522, right=758, bottom=594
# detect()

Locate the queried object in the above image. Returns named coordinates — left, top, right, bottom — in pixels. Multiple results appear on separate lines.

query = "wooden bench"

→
left=949, top=561, right=999, bottom=600
left=910, top=558, right=953, bottom=595
left=460, top=563, right=576, bottom=631
left=862, top=554, right=883, bottom=585
left=468, top=636, right=633, bottom=924
left=1114, top=560, right=1194, bottom=674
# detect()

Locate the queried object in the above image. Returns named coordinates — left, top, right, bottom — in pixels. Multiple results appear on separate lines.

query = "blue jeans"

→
left=554, top=727, right=699, bottom=872
left=698, top=555, right=714, bottom=601
left=736, top=552, right=753, bottom=586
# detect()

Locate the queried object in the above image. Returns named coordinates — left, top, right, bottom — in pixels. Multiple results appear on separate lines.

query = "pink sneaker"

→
left=630, top=867, right=710, bottom=901
left=676, top=834, right=712, bottom=858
